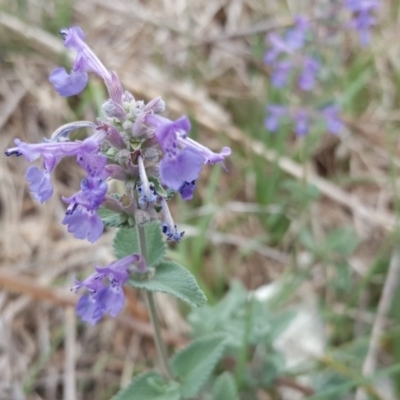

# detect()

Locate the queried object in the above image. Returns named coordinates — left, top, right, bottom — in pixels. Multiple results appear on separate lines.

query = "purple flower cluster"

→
left=345, top=0, right=379, bottom=46
left=263, top=16, right=346, bottom=137
left=265, top=105, right=343, bottom=136
left=6, top=129, right=108, bottom=242
left=5, top=27, right=231, bottom=323
left=72, top=254, right=147, bottom=324
left=5, top=26, right=230, bottom=242
left=264, top=17, right=320, bottom=92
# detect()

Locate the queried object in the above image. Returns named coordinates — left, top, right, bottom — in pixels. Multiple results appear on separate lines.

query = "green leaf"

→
left=113, top=222, right=166, bottom=268
left=171, top=333, right=227, bottom=399
left=128, top=261, right=207, bottom=308
left=324, top=228, right=360, bottom=257
left=149, top=177, right=168, bottom=198
left=98, top=207, right=134, bottom=228
left=299, top=228, right=316, bottom=252
left=212, top=372, right=239, bottom=400
left=111, top=371, right=181, bottom=400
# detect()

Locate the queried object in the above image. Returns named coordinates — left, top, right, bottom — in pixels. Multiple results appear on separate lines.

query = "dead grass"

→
left=0, top=0, right=399, bottom=398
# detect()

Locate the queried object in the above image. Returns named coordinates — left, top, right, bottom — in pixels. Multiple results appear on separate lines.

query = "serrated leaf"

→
left=212, top=372, right=239, bottom=400
left=128, top=261, right=207, bottom=307
left=112, top=371, right=181, bottom=400
left=98, top=207, right=134, bottom=228
left=171, top=333, right=227, bottom=398
left=113, top=222, right=166, bottom=268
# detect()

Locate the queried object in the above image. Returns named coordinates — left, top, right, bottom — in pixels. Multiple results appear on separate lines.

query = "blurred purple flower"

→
left=265, top=16, right=310, bottom=65
left=293, top=111, right=309, bottom=136
left=271, top=61, right=293, bottom=88
left=265, top=105, right=287, bottom=132
left=72, top=254, right=144, bottom=324
left=345, top=0, right=379, bottom=46
left=146, top=114, right=230, bottom=200
left=298, top=57, right=320, bottom=91
left=285, top=16, right=310, bottom=50
left=264, top=34, right=292, bottom=64
left=322, top=105, right=343, bottom=134
left=265, top=17, right=316, bottom=90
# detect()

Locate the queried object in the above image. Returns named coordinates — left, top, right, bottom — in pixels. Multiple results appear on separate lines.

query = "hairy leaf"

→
left=98, top=207, right=134, bottom=228
left=113, top=222, right=166, bottom=268
left=212, top=372, right=239, bottom=400
left=111, top=371, right=180, bottom=400
left=128, top=261, right=207, bottom=308
left=171, top=333, right=227, bottom=398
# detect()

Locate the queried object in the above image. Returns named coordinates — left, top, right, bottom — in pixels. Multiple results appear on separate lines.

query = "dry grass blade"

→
left=355, top=249, right=400, bottom=400
left=0, top=269, right=76, bottom=307
left=0, top=86, right=26, bottom=130
left=63, top=307, right=76, bottom=400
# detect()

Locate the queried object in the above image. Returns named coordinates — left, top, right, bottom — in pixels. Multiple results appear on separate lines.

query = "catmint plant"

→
left=5, top=27, right=232, bottom=398
left=344, top=0, right=380, bottom=46
left=264, top=16, right=340, bottom=137
left=264, top=2, right=379, bottom=138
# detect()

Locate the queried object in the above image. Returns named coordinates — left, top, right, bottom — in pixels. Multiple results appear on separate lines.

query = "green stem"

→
left=136, top=224, right=173, bottom=380
left=234, top=297, right=254, bottom=388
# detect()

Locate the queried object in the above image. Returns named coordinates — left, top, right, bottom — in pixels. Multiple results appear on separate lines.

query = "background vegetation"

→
left=0, top=0, right=399, bottom=399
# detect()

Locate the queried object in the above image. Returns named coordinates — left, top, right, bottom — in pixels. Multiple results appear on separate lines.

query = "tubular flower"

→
left=265, top=105, right=287, bottom=132
left=49, top=27, right=122, bottom=101
left=264, top=17, right=316, bottom=90
left=4, top=25, right=233, bottom=326
left=5, top=129, right=106, bottom=204
left=293, top=111, right=309, bottom=136
left=322, top=105, right=343, bottom=134
left=6, top=26, right=231, bottom=250
left=72, top=254, right=146, bottom=324
left=344, top=0, right=379, bottom=46
left=146, top=114, right=231, bottom=200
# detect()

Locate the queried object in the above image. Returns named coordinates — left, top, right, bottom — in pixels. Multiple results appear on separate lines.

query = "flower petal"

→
left=49, top=67, right=88, bottom=97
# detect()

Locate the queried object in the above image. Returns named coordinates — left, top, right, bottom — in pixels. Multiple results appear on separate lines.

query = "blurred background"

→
left=0, top=0, right=399, bottom=399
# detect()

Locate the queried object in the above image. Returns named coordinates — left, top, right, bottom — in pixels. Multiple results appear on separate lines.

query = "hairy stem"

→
left=136, top=224, right=173, bottom=380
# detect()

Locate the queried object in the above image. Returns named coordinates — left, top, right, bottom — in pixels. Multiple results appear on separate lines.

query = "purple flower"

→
left=62, top=154, right=108, bottom=243
left=62, top=208, right=104, bottom=243
left=345, top=0, right=379, bottom=46
left=298, top=57, right=320, bottom=91
left=271, top=61, right=292, bottom=88
left=49, top=27, right=120, bottom=98
left=49, top=67, right=88, bottom=97
left=5, top=134, right=103, bottom=164
left=76, top=152, right=107, bottom=177
left=265, top=105, right=286, bottom=132
left=293, top=111, right=309, bottom=136
left=137, top=154, right=157, bottom=209
left=264, top=34, right=292, bottom=65
left=345, top=0, right=378, bottom=11
left=72, top=254, right=143, bottom=324
left=25, top=166, right=53, bottom=203
left=160, top=197, right=184, bottom=242
left=179, top=181, right=196, bottom=201
left=322, top=105, right=343, bottom=134
left=285, top=17, right=310, bottom=50
left=264, top=17, right=310, bottom=66
left=146, top=114, right=230, bottom=200
left=5, top=132, right=105, bottom=203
